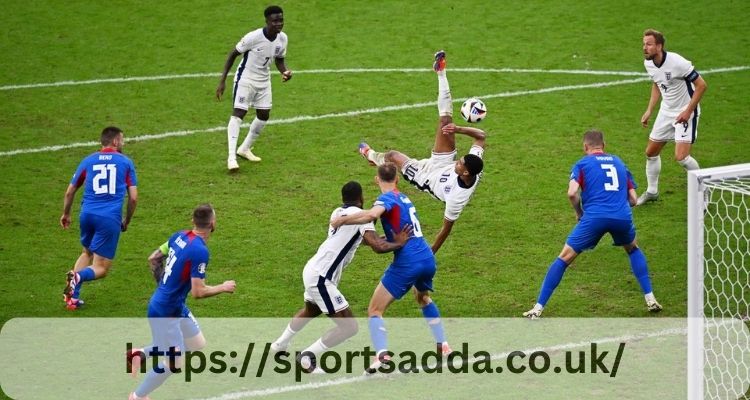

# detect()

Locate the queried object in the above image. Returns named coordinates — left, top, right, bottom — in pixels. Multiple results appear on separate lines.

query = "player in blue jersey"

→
left=60, top=126, right=138, bottom=310
left=523, top=130, right=662, bottom=319
left=128, top=204, right=236, bottom=400
left=331, top=163, right=452, bottom=373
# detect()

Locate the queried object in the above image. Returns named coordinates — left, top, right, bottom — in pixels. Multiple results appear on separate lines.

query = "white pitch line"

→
left=0, top=65, right=746, bottom=158
left=192, top=325, right=687, bottom=400
left=0, top=67, right=651, bottom=91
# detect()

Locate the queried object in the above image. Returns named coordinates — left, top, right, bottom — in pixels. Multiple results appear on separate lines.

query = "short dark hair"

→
left=644, top=29, right=665, bottom=46
left=264, top=5, right=283, bottom=17
left=463, top=154, right=484, bottom=176
left=341, top=181, right=363, bottom=204
left=193, top=204, right=215, bottom=229
left=378, top=163, right=398, bottom=183
left=100, top=126, right=122, bottom=146
left=583, top=129, right=605, bottom=147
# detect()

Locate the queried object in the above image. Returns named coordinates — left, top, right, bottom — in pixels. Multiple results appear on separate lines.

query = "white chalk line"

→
left=3, top=65, right=747, bottom=91
left=191, top=325, right=687, bottom=400
left=0, top=65, right=746, bottom=158
left=0, top=67, right=652, bottom=91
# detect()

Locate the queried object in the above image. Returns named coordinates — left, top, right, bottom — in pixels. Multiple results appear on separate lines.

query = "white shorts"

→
left=232, top=81, right=272, bottom=110
left=402, top=150, right=456, bottom=189
left=650, top=110, right=699, bottom=144
left=303, top=274, right=349, bottom=315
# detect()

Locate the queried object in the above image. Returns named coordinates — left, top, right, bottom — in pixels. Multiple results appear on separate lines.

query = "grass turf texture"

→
left=1, top=0, right=749, bottom=325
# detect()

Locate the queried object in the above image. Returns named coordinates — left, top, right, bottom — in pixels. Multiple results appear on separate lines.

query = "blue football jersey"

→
left=150, top=230, right=209, bottom=311
left=70, top=148, right=137, bottom=221
left=570, top=152, right=636, bottom=220
left=374, top=190, right=434, bottom=264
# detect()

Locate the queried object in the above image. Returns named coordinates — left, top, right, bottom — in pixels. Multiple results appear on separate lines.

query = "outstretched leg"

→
left=623, top=241, right=662, bottom=312
left=433, top=50, right=455, bottom=154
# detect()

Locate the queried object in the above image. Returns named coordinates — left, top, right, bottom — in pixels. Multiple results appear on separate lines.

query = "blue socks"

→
left=421, top=302, right=446, bottom=344
left=368, top=316, right=388, bottom=354
left=628, top=248, right=653, bottom=294
left=135, top=362, right=172, bottom=398
left=73, top=267, right=96, bottom=299
left=537, top=258, right=569, bottom=306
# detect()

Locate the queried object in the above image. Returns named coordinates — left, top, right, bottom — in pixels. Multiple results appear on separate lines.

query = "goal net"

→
left=688, top=163, right=750, bottom=400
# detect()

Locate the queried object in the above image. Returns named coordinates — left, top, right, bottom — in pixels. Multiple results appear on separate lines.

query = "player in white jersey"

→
left=636, top=29, right=707, bottom=205
left=216, top=5, right=293, bottom=171
left=270, top=181, right=412, bottom=372
left=359, top=50, right=486, bottom=254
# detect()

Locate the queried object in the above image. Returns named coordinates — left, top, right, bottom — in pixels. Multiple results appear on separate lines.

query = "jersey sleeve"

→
left=469, top=144, right=484, bottom=158
left=569, top=162, right=582, bottom=183
left=190, top=246, right=209, bottom=279
left=625, top=168, right=637, bottom=190
left=675, top=54, right=697, bottom=81
left=444, top=199, right=465, bottom=222
left=126, top=158, right=138, bottom=187
left=70, top=159, right=87, bottom=187
left=278, top=33, right=288, bottom=58
left=358, top=221, right=376, bottom=235
left=235, top=32, right=256, bottom=53
left=373, top=194, right=394, bottom=212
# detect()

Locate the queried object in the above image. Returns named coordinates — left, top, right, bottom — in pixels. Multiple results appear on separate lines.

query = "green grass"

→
left=2, top=0, right=750, bottom=321
left=2, top=1, right=750, bottom=398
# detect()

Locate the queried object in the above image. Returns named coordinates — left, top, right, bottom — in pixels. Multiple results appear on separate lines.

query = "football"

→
left=460, top=98, right=487, bottom=123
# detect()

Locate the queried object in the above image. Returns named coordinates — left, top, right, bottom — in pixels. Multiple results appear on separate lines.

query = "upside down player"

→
left=359, top=50, right=486, bottom=254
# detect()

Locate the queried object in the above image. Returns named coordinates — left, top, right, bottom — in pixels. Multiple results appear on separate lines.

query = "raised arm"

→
left=275, top=57, right=292, bottom=82
left=567, top=180, right=583, bottom=221
left=442, top=123, right=486, bottom=148
left=431, top=218, right=455, bottom=254
left=362, top=224, right=413, bottom=254
left=216, top=48, right=241, bottom=100
left=330, top=206, right=386, bottom=228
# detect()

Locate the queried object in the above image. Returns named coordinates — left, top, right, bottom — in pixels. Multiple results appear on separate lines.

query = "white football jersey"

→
left=644, top=51, right=701, bottom=114
left=234, top=28, right=288, bottom=85
left=432, top=145, right=484, bottom=221
left=302, top=206, right=375, bottom=285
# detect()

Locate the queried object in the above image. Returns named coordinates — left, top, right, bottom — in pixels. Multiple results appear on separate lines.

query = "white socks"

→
left=302, top=338, right=328, bottom=358
left=367, top=150, right=386, bottom=166
left=227, top=116, right=242, bottom=161
left=239, top=118, right=267, bottom=153
left=678, top=155, right=700, bottom=171
left=275, top=324, right=297, bottom=347
left=645, top=292, right=656, bottom=303
left=437, top=70, right=452, bottom=117
left=645, top=156, right=661, bottom=194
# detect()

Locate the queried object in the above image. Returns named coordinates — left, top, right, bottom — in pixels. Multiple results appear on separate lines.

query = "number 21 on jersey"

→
left=92, top=164, right=117, bottom=195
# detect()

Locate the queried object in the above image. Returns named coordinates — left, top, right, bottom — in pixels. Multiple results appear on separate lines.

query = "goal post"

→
left=687, top=163, right=750, bottom=400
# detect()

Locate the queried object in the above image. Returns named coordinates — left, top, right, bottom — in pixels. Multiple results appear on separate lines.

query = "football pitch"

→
left=1, top=2, right=750, bottom=397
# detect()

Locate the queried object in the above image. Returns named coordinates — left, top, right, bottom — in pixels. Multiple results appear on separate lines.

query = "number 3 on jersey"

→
left=92, top=164, right=117, bottom=194
left=600, top=163, right=619, bottom=191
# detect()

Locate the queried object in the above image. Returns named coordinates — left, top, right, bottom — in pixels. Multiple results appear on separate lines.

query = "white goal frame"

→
left=687, top=163, right=750, bottom=400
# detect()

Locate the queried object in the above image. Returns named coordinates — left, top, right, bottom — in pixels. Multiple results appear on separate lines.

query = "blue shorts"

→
left=381, top=257, right=436, bottom=300
left=566, top=217, right=636, bottom=254
left=79, top=213, right=121, bottom=259
left=147, top=302, right=201, bottom=355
